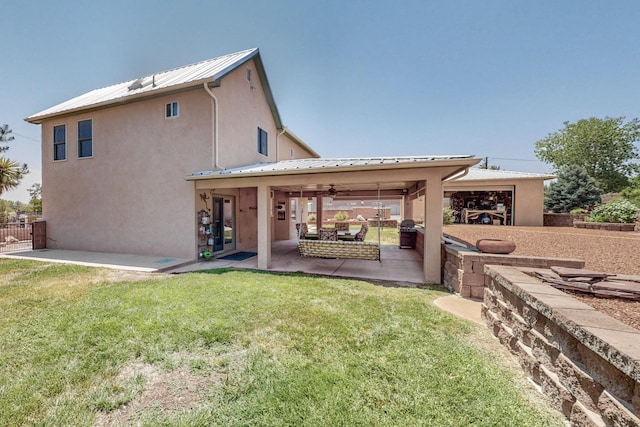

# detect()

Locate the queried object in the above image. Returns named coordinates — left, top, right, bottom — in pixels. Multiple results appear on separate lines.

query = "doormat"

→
left=218, top=251, right=257, bottom=261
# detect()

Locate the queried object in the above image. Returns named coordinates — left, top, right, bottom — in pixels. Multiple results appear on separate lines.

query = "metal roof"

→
left=26, top=48, right=261, bottom=123
left=454, top=168, right=556, bottom=181
left=187, top=155, right=478, bottom=180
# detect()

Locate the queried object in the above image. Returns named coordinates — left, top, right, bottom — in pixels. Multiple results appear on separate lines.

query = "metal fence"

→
left=0, top=222, right=35, bottom=253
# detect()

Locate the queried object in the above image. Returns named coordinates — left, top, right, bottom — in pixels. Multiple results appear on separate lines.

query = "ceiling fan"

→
left=327, top=184, right=338, bottom=196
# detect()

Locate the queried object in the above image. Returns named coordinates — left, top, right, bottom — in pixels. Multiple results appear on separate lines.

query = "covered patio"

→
left=173, top=240, right=426, bottom=284
left=188, top=156, right=481, bottom=284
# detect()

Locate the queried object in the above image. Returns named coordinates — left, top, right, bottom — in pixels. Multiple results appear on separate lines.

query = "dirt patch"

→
left=98, top=270, right=169, bottom=284
left=93, top=348, right=247, bottom=426
left=443, top=225, right=640, bottom=332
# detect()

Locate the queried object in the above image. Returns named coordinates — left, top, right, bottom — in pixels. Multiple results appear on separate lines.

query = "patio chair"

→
left=354, top=224, right=368, bottom=241
left=319, top=228, right=338, bottom=241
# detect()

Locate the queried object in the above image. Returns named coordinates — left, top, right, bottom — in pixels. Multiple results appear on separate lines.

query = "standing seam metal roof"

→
left=26, top=48, right=259, bottom=122
left=187, top=155, right=477, bottom=179
left=456, top=168, right=555, bottom=181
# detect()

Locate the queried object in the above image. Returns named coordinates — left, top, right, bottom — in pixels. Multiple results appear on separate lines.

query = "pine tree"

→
left=544, top=165, right=601, bottom=213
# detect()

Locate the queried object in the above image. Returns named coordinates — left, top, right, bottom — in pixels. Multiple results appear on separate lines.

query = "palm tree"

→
left=0, top=157, right=28, bottom=196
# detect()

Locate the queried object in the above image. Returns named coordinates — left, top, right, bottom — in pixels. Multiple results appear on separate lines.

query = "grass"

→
left=0, top=259, right=564, bottom=426
left=361, top=225, right=400, bottom=245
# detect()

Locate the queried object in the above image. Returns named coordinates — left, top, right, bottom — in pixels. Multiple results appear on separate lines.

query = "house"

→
left=26, top=48, right=319, bottom=258
left=27, top=47, right=495, bottom=283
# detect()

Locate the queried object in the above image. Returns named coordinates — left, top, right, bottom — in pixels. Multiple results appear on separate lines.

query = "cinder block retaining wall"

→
left=574, top=221, right=637, bottom=232
left=441, top=244, right=584, bottom=299
left=543, top=213, right=586, bottom=226
left=482, top=265, right=640, bottom=426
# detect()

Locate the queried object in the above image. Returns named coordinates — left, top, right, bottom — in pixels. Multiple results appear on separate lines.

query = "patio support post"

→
left=423, top=178, right=443, bottom=284
left=403, top=194, right=413, bottom=220
left=257, top=183, right=272, bottom=269
left=316, top=193, right=323, bottom=231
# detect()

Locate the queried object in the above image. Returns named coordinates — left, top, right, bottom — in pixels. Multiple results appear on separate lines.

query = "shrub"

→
left=620, top=175, right=640, bottom=207
left=544, top=165, right=601, bottom=212
left=308, top=215, right=316, bottom=222
left=443, top=207, right=454, bottom=225
left=588, top=199, right=640, bottom=223
left=569, top=208, right=586, bottom=214
left=334, top=211, right=349, bottom=221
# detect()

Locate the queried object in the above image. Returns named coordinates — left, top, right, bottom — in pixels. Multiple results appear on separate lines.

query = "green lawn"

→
left=0, top=259, right=563, bottom=426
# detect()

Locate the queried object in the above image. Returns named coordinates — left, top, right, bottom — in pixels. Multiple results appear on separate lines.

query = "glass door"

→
left=212, top=196, right=235, bottom=253
left=223, top=197, right=235, bottom=250
left=212, top=197, right=224, bottom=252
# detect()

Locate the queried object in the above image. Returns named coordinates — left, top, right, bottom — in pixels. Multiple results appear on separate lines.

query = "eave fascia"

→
left=185, top=157, right=481, bottom=182
left=25, top=78, right=213, bottom=124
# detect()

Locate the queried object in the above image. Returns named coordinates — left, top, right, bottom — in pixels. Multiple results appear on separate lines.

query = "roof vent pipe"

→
left=203, top=82, right=223, bottom=169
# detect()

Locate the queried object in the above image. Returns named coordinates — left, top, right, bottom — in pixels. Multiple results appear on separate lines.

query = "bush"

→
left=588, top=199, right=640, bottom=223
left=334, top=211, right=349, bottom=221
left=569, top=208, right=586, bottom=214
left=544, top=165, right=601, bottom=212
left=620, top=175, right=640, bottom=207
left=308, top=215, right=316, bottom=222
left=443, top=207, right=454, bottom=225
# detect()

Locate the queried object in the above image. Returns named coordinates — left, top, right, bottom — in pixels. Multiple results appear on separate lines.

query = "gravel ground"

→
left=443, top=224, right=640, bottom=331
left=443, top=225, right=640, bottom=275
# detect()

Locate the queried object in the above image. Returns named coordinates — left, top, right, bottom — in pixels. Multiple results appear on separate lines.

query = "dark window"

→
left=258, top=127, right=268, bottom=156
left=165, top=101, right=179, bottom=118
left=78, top=120, right=93, bottom=158
left=53, top=124, right=66, bottom=161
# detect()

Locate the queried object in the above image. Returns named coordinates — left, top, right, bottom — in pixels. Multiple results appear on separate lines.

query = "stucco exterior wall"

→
left=212, top=59, right=280, bottom=168
left=278, top=133, right=316, bottom=161
left=512, top=179, right=545, bottom=226
left=40, top=88, right=212, bottom=258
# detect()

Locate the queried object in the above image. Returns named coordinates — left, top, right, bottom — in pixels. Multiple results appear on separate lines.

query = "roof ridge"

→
left=85, top=48, right=259, bottom=94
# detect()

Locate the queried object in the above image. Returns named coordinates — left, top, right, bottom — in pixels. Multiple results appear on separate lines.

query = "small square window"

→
left=257, top=127, right=268, bottom=156
left=78, top=120, right=92, bottom=158
left=165, top=102, right=179, bottom=118
left=53, top=124, right=66, bottom=161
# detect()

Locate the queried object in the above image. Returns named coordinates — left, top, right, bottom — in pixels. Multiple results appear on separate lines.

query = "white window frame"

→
left=165, top=101, right=179, bottom=118
left=53, top=123, right=67, bottom=162
left=77, top=119, right=93, bottom=159
left=257, top=127, right=268, bottom=157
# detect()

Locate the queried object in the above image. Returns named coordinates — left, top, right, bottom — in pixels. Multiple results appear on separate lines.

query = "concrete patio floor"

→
left=0, top=249, right=193, bottom=272
left=1, top=240, right=425, bottom=284
left=172, top=240, right=427, bottom=285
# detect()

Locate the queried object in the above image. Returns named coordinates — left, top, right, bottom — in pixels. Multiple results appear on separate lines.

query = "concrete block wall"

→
left=482, top=265, right=640, bottom=426
left=543, top=213, right=586, bottom=227
left=441, top=245, right=584, bottom=299
left=574, top=221, right=637, bottom=232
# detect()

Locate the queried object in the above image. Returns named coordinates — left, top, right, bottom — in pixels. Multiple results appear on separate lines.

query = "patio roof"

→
left=187, top=155, right=479, bottom=180
left=451, top=168, right=556, bottom=182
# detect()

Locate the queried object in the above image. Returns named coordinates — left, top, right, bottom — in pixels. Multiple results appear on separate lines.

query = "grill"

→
left=399, top=219, right=417, bottom=249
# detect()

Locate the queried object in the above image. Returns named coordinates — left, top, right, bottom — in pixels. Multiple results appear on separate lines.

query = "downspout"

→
left=442, top=167, right=470, bottom=183
left=203, top=82, right=223, bottom=169
left=276, top=127, right=286, bottom=161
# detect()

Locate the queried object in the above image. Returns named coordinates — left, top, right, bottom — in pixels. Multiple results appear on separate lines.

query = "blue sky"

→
left=3, top=0, right=640, bottom=202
